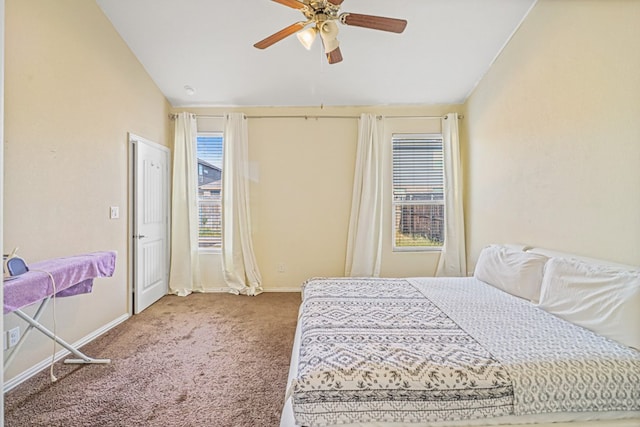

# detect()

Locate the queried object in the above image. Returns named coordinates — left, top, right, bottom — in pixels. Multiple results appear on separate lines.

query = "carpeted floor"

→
left=4, top=292, right=301, bottom=427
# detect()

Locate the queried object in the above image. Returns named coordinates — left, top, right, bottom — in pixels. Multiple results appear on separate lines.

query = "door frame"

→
left=128, top=133, right=171, bottom=315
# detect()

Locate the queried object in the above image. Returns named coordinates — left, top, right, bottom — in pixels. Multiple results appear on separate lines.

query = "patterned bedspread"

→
left=290, top=277, right=640, bottom=427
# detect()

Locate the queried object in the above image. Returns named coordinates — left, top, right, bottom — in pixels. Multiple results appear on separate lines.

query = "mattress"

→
left=280, top=277, right=640, bottom=427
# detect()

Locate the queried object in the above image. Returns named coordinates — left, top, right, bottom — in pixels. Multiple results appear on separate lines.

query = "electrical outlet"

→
left=277, top=263, right=286, bottom=273
left=8, top=326, right=20, bottom=347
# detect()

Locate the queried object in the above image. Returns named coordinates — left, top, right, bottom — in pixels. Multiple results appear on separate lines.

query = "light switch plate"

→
left=110, top=206, right=120, bottom=219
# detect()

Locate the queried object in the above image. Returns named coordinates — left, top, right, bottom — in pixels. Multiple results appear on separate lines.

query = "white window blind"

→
left=197, top=132, right=223, bottom=249
left=392, top=133, right=445, bottom=250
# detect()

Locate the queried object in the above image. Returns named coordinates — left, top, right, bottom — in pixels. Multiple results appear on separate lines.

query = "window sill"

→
left=198, top=248, right=221, bottom=255
left=392, top=247, right=442, bottom=253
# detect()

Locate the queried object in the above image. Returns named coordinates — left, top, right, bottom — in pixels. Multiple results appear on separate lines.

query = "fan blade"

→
left=340, top=13, right=407, bottom=33
left=254, top=22, right=307, bottom=49
left=272, top=0, right=307, bottom=10
left=327, top=0, right=344, bottom=5
left=326, top=47, right=343, bottom=64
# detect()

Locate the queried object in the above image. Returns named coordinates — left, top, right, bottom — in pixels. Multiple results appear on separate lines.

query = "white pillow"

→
left=537, top=257, right=640, bottom=350
left=474, top=245, right=548, bottom=302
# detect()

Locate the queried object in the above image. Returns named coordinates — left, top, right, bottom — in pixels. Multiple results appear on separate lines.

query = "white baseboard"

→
left=199, top=287, right=301, bottom=293
left=3, top=313, right=130, bottom=393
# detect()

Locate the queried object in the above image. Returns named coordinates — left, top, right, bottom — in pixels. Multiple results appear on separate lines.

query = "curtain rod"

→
left=169, top=113, right=463, bottom=120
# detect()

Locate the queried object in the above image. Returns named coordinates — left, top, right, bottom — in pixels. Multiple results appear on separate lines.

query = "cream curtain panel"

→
left=345, top=113, right=384, bottom=277
left=222, top=113, right=263, bottom=295
left=436, top=113, right=467, bottom=277
left=169, top=112, right=203, bottom=296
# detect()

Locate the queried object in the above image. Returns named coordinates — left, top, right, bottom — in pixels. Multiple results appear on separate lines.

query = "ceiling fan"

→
left=253, top=0, right=407, bottom=64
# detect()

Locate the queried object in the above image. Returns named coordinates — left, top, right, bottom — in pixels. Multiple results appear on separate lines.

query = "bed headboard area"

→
left=474, top=243, right=640, bottom=351
left=492, top=243, right=637, bottom=269
left=524, top=246, right=638, bottom=270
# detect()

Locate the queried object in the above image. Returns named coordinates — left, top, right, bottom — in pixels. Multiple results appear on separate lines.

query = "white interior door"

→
left=131, top=134, right=170, bottom=314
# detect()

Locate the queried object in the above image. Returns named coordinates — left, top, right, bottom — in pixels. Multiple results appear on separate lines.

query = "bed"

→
left=279, top=245, right=640, bottom=427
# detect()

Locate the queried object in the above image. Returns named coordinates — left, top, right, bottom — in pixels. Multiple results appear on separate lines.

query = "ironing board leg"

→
left=8, top=304, right=110, bottom=367
left=4, top=297, right=54, bottom=369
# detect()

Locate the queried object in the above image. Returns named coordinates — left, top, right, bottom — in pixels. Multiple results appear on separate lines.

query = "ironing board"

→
left=3, top=251, right=117, bottom=369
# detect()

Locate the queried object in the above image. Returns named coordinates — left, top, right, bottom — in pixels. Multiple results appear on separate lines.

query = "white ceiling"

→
left=96, top=0, right=537, bottom=108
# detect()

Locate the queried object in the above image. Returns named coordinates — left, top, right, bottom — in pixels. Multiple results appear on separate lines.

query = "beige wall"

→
left=3, top=0, right=171, bottom=382
left=464, top=0, right=640, bottom=267
left=176, top=106, right=461, bottom=290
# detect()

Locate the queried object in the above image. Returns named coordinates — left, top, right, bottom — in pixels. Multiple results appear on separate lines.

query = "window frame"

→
left=391, top=133, right=445, bottom=253
left=196, top=131, right=224, bottom=253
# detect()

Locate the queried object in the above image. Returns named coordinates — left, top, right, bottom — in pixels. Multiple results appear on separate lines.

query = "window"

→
left=392, top=133, right=444, bottom=251
left=197, top=132, right=223, bottom=249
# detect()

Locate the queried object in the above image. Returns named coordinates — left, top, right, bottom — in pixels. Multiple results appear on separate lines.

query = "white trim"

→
left=3, top=313, right=130, bottom=393
left=263, top=288, right=301, bottom=293
left=201, top=288, right=234, bottom=293
left=198, top=247, right=222, bottom=254
left=192, top=288, right=302, bottom=294
left=129, top=132, right=170, bottom=154
left=128, top=140, right=135, bottom=316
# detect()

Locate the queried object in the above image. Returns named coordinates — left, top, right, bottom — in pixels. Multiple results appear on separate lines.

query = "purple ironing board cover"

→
left=3, top=251, right=117, bottom=314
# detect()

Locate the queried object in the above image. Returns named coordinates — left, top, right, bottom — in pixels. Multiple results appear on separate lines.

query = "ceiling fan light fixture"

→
left=296, top=26, right=317, bottom=50
left=254, top=1, right=407, bottom=65
left=319, top=21, right=339, bottom=53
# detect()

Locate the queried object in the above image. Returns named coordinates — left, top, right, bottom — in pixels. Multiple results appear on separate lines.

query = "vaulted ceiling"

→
left=96, top=0, right=537, bottom=107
